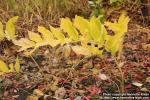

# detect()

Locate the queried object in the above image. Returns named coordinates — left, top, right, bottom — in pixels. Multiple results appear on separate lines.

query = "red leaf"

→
left=86, top=85, right=101, bottom=96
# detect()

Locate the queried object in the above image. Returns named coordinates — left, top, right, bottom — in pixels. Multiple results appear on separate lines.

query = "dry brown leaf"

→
left=55, top=87, right=66, bottom=99
left=26, top=96, right=38, bottom=100
left=142, top=44, right=150, bottom=51
left=49, top=82, right=59, bottom=92
left=141, top=88, right=148, bottom=92
left=99, top=73, right=109, bottom=80
left=92, top=68, right=99, bottom=75
left=33, top=89, right=44, bottom=97
left=146, top=77, right=150, bottom=83
left=64, top=45, right=71, bottom=58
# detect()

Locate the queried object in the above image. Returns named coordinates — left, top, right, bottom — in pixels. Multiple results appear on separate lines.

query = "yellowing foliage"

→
left=105, top=13, right=130, bottom=55
left=0, top=16, right=19, bottom=41
left=60, top=18, right=79, bottom=41
left=0, top=57, right=20, bottom=75
left=0, top=22, right=5, bottom=41
left=13, top=13, right=130, bottom=57
left=13, top=26, right=61, bottom=54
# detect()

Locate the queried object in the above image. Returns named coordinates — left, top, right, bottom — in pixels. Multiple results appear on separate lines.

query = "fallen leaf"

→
left=64, top=45, right=71, bottom=58
left=141, top=88, right=148, bottom=92
left=71, top=46, right=92, bottom=56
left=55, top=87, right=66, bottom=99
left=33, top=89, right=44, bottom=97
left=132, top=82, right=143, bottom=87
left=26, top=96, right=38, bottom=100
left=146, top=77, right=150, bottom=83
left=50, top=82, right=59, bottom=92
left=92, top=68, right=99, bottom=75
left=86, top=85, right=101, bottom=96
left=99, top=73, right=108, bottom=80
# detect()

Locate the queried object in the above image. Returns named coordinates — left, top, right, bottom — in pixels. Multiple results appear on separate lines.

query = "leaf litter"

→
left=0, top=8, right=150, bottom=100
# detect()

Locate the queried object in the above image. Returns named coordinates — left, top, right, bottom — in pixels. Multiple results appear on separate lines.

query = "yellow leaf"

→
left=28, top=31, right=43, bottom=43
left=60, top=18, right=78, bottom=41
left=105, top=35, right=123, bottom=55
left=64, top=45, right=71, bottom=58
left=104, top=13, right=130, bottom=55
left=8, top=63, right=14, bottom=72
left=71, top=46, right=92, bottom=56
left=38, top=26, right=53, bottom=41
left=50, top=25, right=65, bottom=45
left=81, top=41, right=103, bottom=56
left=0, top=21, right=4, bottom=41
left=14, top=56, right=20, bottom=72
left=13, top=38, right=36, bottom=51
left=0, top=59, right=9, bottom=73
left=89, top=16, right=107, bottom=46
left=92, top=68, right=99, bottom=75
left=48, top=39, right=60, bottom=47
left=74, top=15, right=89, bottom=35
left=5, top=16, right=19, bottom=40
left=0, top=72, right=4, bottom=76
left=74, top=15, right=92, bottom=41
left=105, top=13, right=130, bottom=35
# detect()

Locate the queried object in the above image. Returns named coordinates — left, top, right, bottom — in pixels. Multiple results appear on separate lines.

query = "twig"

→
left=114, top=58, right=124, bottom=94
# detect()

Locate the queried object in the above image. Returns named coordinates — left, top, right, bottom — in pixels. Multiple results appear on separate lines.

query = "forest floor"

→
left=0, top=1, right=150, bottom=100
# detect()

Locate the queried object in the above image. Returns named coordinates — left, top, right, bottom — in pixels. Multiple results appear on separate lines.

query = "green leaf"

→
left=5, top=16, right=19, bottom=40
left=60, top=18, right=79, bottom=41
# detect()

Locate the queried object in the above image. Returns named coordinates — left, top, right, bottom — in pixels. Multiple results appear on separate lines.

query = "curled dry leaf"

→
left=71, top=46, right=92, bottom=56
left=49, top=82, right=59, bottom=92
left=146, top=77, right=150, bottom=83
left=99, top=73, right=109, bottom=80
left=26, top=96, right=38, bottom=100
left=132, top=82, right=143, bottom=87
left=55, top=87, right=66, bottom=99
left=33, top=89, right=44, bottom=97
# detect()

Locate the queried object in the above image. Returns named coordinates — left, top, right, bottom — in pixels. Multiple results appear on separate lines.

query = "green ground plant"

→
left=89, top=0, right=124, bottom=21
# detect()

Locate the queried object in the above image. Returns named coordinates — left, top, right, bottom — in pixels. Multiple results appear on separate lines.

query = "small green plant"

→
left=0, top=57, right=20, bottom=75
left=0, top=16, right=19, bottom=41
left=88, top=0, right=124, bottom=21
left=14, top=13, right=130, bottom=57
